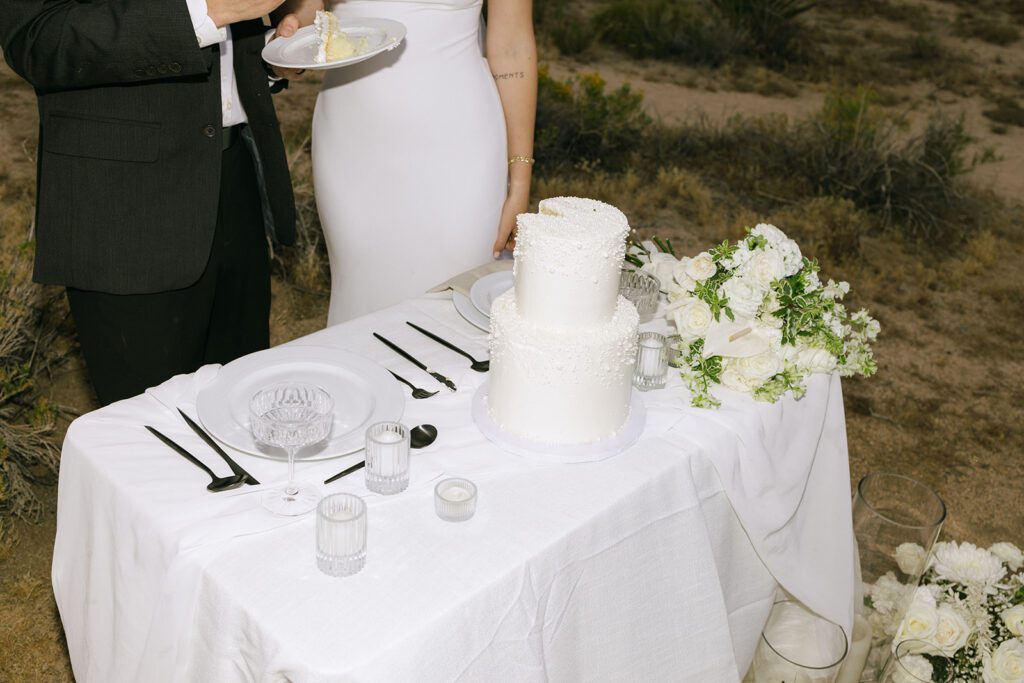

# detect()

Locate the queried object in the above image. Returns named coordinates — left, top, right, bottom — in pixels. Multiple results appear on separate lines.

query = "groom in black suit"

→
left=2, top=0, right=299, bottom=404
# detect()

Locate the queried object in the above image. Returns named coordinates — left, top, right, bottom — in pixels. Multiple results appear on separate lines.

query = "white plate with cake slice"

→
left=262, top=16, right=406, bottom=71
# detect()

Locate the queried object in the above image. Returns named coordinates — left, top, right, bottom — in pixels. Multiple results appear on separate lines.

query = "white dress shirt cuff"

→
left=185, top=0, right=228, bottom=47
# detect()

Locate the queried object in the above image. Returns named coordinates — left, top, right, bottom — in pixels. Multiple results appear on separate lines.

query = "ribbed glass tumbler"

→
left=316, top=493, right=367, bottom=577
left=365, top=422, right=410, bottom=495
left=852, top=473, right=946, bottom=680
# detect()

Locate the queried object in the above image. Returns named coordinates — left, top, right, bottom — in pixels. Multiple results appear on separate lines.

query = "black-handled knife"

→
left=177, top=408, right=260, bottom=485
left=373, top=332, right=457, bottom=392
left=324, top=459, right=365, bottom=485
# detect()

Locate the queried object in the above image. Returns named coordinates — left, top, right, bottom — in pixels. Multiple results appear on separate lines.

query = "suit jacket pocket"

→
left=44, top=112, right=160, bottom=163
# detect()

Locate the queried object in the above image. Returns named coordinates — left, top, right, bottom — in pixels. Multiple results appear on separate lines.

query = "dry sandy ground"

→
left=2, top=0, right=1023, bottom=677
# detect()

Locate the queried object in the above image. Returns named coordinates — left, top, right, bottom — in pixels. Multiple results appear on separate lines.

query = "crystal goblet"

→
left=250, top=383, right=334, bottom=516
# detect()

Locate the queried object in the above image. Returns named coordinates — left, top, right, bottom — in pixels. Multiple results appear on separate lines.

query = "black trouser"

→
left=67, top=130, right=271, bottom=405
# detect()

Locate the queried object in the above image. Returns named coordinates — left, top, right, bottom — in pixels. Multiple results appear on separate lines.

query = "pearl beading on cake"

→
left=487, top=291, right=639, bottom=443
left=513, top=198, right=630, bottom=328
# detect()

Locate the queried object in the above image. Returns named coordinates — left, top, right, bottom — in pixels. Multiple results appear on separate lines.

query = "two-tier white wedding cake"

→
left=486, top=197, right=639, bottom=444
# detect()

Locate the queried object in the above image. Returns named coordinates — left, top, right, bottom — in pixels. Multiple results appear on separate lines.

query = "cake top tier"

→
left=512, top=197, right=632, bottom=327
left=514, top=197, right=630, bottom=266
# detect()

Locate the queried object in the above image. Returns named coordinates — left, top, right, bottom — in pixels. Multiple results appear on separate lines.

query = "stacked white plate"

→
left=452, top=271, right=513, bottom=332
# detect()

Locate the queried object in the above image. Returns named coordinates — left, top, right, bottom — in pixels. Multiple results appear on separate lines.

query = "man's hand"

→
left=268, top=14, right=307, bottom=80
left=207, top=0, right=286, bottom=28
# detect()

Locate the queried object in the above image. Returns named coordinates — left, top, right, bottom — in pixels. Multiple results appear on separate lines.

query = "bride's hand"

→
left=269, top=14, right=307, bottom=80
left=492, top=184, right=529, bottom=259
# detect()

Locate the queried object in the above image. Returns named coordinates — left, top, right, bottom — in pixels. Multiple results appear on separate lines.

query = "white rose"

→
left=742, top=248, right=786, bottom=288
left=991, top=543, right=1024, bottom=571
left=733, top=350, right=782, bottom=384
left=1003, top=605, right=1024, bottom=637
left=985, top=638, right=1024, bottom=683
left=795, top=347, right=837, bottom=374
left=686, top=251, right=717, bottom=282
left=672, top=258, right=697, bottom=291
left=921, top=603, right=971, bottom=656
left=670, top=299, right=714, bottom=342
left=897, top=587, right=938, bottom=646
left=892, top=653, right=933, bottom=683
left=665, top=280, right=692, bottom=303
left=641, top=253, right=678, bottom=291
left=722, top=276, right=763, bottom=319
left=751, top=223, right=788, bottom=245
left=894, top=543, right=928, bottom=576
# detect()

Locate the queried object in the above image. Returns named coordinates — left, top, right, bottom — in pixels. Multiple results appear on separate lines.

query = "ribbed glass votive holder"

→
left=633, top=331, right=668, bottom=391
left=435, top=478, right=477, bottom=522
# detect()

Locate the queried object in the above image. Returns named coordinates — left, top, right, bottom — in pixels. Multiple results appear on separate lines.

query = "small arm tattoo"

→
left=493, top=71, right=526, bottom=80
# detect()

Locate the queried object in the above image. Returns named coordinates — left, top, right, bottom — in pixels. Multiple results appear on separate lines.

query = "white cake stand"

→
left=471, top=381, right=647, bottom=464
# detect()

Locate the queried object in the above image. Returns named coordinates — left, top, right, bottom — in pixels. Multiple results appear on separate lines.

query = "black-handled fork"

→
left=388, top=370, right=439, bottom=399
left=405, top=322, right=489, bottom=372
left=373, top=332, right=457, bottom=392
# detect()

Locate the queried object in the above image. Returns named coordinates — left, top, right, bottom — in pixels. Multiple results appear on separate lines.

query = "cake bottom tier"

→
left=487, top=291, right=639, bottom=444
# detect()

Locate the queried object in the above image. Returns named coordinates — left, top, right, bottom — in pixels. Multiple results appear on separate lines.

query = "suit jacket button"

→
left=134, top=68, right=145, bottom=77
left=157, top=64, right=168, bottom=74
left=145, top=65, right=156, bottom=76
left=169, top=62, right=182, bottom=73
left=203, top=125, right=217, bottom=138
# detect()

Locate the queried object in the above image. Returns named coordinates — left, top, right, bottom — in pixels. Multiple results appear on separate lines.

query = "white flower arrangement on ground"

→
left=628, top=224, right=879, bottom=408
left=863, top=541, right=1024, bottom=682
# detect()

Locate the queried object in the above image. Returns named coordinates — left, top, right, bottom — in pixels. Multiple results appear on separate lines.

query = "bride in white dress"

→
left=277, top=0, right=536, bottom=324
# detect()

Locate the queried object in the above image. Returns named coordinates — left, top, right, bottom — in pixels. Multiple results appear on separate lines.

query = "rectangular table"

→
left=52, top=292, right=855, bottom=682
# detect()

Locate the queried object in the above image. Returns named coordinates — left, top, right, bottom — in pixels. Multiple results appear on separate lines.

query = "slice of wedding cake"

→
left=487, top=197, right=639, bottom=444
left=313, top=10, right=365, bottom=64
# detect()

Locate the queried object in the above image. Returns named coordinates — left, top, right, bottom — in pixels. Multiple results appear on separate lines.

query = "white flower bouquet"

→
left=628, top=224, right=879, bottom=408
left=866, top=541, right=1024, bottom=682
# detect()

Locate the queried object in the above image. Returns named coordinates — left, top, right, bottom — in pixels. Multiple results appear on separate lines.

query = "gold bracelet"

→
left=508, top=155, right=535, bottom=166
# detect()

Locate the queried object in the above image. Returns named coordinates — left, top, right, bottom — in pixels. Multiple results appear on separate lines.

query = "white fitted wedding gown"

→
left=313, top=0, right=508, bottom=324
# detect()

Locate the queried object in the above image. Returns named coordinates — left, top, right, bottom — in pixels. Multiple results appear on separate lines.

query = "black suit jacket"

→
left=1, top=0, right=296, bottom=294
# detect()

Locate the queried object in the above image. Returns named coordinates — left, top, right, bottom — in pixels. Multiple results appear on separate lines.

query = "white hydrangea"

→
left=893, top=653, right=934, bottom=683
left=932, top=542, right=1007, bottom=594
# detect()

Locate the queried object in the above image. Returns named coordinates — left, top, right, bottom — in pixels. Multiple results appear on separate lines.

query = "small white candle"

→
left=443, top=485, right=471, bottom=502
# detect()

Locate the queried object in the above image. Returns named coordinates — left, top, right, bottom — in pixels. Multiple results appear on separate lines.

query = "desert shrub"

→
left=594, top=0, right=737, bottom=65
left=773, top=197, right=871, bottom=264
left=982, top=97, right=1024, bottom=128
left=534, top=66, right=651, bottom=173
left=0, top=251, right=60, bottom=547
left=708, top=0, right=817, bottom=64
left=539, top=4, right=595, bottom=56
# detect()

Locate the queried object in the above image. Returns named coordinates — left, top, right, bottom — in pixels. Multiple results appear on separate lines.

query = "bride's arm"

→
left=486, top=0, right=537, bottom=258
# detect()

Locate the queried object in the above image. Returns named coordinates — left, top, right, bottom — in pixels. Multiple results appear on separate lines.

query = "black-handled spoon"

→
left=146, top=426, right=245, bottom=492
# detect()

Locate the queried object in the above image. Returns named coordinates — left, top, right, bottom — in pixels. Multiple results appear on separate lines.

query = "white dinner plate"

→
left=196, top=346, right=404, bottom=460
left=453, top=291, right=490, bottom=332
left=469, top=271, right=514, bottom=317
left=261, top=18, right=406, bottom=71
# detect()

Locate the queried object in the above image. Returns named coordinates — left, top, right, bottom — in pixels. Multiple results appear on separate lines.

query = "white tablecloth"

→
left=52, top=293, right=855, bottom=682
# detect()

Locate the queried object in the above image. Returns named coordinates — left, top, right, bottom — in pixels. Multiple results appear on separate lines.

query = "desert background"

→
left=2, top=0, right=1023, bottom=678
